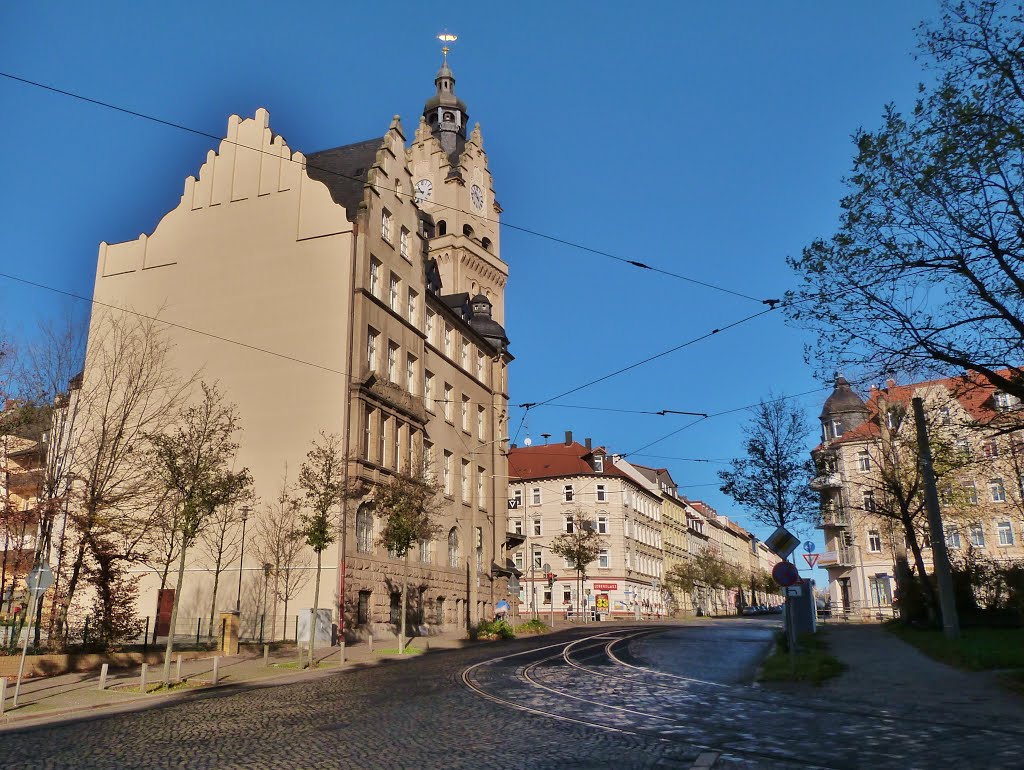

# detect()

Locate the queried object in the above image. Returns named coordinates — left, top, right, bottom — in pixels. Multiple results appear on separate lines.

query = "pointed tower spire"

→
left=424, top=32, right=468, bottom=159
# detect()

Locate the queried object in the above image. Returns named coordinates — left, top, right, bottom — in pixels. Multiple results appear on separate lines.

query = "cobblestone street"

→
left=1, top=622, right=1021, bottom=769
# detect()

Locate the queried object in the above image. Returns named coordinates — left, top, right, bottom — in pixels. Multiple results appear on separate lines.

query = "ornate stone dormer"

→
left=422, top=49, right=468, bottom=159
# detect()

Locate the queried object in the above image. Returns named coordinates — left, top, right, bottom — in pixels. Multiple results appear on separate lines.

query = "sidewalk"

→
left=775, top=623, right=1024, bottom=720
left=0, top=630, right=473, bottom=730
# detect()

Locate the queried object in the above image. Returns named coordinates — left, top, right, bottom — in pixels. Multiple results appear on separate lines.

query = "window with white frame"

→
left=998, top=521, right=1014, bottom=546
left=423, top=371, right=434, bottom=411
left=512, top=516, right=523, bottom=535
left=363, top=406, right=374, bottom=460
left=956, top=438, right=971, bottom=459
left=380, top=416, right=390, bottom=468
left=594, top=455, right=604, bottom=472
left=425, top=309, right=435, bottom=345
left=461, top=395, right=470, bottom=432
left=477, top=467, right=485, bottom=507
left=443, top=384, right=453, bottom=421
left=857, top=451, right=871, bottom=472
left=970, top=525, right=985, bottom=547
left=476, top=351, right=485, bottom=380
left=564, top=515, right=574, bottom=534
left=598, top=548, right=610, bottom=569
left=444, top=324, right=453, bottom=357
left=513, top=551, right=524, bottom=570
left=443, top=451, right=452, bottom=495
left=868, top=529, right=882, bottom=552
left=461, top=459, right=470, bottom=503
left=407, top=288, right=418, bottom=322
left=983, top=439, right=1000, bottom=458
left=387, top=341, right=399, bottom=383
left=461, top=338, right=470, bottom=370
left=939, top=406, right=951, bottom=425
left=419, top=538, right=432, bottom=563
left=532, top=519, right=542, bottom=536
left=990, top=478, right=1007, bottom=502
left=389, top=273, right=400, bottom=312
left=964, top=482, right=978, bottom=504
left=862, top=490, right=876, bottom=512
left=532, top=546, right=542, bottom=568
left=477, top=406, right=486, bottom=440
left=381, top=209, right=392, bottom=242
left=356, top=504, right=374, bottom=553
left=369, top=256, right=381, bottom=298
left=531, top=488, right=541, bottom=505
left=597, top=514, right=608, bottom=534
left=400, top=227, right=410, bottom=260
left=946, top=527, right=962, bottom=549
left=563, top=484, right=574, bottom=503
left=448, top=528, right=460, bottom=567
left=995, top=392, right=1011, bottom=411
left=366, top=328, right=379, bottom=372
left=596, top=484, right=606, bottom=502
left=406, top=354, right=417, bottom=394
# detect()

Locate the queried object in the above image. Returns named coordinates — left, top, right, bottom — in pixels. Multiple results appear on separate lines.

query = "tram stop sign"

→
left=772, top=560, right=801, bottom=588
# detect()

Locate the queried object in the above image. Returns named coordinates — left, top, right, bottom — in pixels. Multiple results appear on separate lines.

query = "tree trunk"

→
left=400, top=552, right=409, bottom=654
left=163, top=545, right=189, bottom=684
left=308, top=549, right=322, bottom=669
left=61, top=539, right=87, bottom=643
left=903, top=515, right=938, bottom=622
left=207, top=559, right=222, bottom=640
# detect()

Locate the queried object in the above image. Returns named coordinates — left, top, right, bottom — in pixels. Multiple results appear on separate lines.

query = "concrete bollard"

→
left=263, top=644, right=269, bottom=667
left=212, top=656, right=220, bottom=685
left=338, top=641, right=346, bottom=666
left=368, top=632, right=373, bottom=652
left=0, top=676, right=7, bottom=716
left=139, top=663, right=148, bottom=694
left=98, top=663, right=109, bottom=691
left=175, top=655, right=182, bottom=683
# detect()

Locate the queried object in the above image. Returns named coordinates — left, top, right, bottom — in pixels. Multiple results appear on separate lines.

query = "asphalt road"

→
left=1, top=620, right=1020, bottom=769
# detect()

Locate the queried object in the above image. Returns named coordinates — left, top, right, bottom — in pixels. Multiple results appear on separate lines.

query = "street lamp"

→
left=236, top=505, right=251, bottom=612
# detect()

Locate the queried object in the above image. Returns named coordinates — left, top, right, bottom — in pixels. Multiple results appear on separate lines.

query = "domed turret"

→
left=820, top=374, right=868, bottom=439
left=469, top=294, right=508, bottom=353
left=423, top=49, right=468, bottom=159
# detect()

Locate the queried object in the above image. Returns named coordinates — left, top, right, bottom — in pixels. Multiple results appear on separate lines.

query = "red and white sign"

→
left=593, top=583, right=618, bottom=591
left=803, top=553, right=820, bottom=568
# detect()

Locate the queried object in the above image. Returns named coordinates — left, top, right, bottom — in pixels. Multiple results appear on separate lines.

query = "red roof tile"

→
left=508, top=442, right=629, bottom=482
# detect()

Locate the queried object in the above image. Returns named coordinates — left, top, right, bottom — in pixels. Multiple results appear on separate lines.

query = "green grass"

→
left=888, top=625, right=1024, bottom=670
left=759, top=632, right=847, bottom=686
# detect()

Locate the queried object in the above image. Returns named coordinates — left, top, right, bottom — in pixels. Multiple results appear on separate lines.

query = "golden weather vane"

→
left=437, top=30, right=458, bottom=63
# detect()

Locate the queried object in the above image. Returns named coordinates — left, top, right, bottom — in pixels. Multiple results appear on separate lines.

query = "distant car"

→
left=741, top=606, right=758, bottom=616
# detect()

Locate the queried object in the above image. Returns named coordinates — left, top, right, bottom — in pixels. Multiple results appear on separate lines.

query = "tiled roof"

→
left=507, top=442, right=628, bottom=482
left=304, top=138, right=383, bottom=221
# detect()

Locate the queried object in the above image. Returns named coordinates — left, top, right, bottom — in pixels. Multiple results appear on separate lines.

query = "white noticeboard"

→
left=297, top=609, right=333, bottom=643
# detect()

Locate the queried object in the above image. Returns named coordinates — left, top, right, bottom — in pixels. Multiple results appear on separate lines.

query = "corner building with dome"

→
left=81, top=55, right=514, bottom=640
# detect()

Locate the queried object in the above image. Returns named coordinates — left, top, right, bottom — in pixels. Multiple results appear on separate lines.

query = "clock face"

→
left=414, top=178, right=433, bottom=203
left=470, top=184, right=484, bottom=211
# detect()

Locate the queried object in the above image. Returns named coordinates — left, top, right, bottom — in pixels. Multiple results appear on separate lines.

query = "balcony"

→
left=818, top=508, right=850, bottom=528
left=809, top=472, right=842, bottom=491
left=817, top=547, right=856, bottom=568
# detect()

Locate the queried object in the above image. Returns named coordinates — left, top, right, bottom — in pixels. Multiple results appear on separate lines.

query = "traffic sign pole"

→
left=13, top=562, right=54, bottom=707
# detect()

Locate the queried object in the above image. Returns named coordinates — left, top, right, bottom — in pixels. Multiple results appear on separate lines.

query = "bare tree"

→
left=149, top=383, right=252, bottom=683
left=786, top=1, right=1024, bottom=397
left=199, top=503, right=244, bottom=640
left=251, top=467, right=309, bottom=642
left=375, top=460, right=443, bottom=654
left=718, top=396, right=819, bottom=532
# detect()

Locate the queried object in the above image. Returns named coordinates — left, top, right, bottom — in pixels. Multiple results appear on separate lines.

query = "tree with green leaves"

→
left=548, top=509, right=606, bottom=620
left=149, top=382, right=252, bottom=683
left=786, top=0, right=1024, bottom=396
left=374, top=460, right=443, bottom=654
left=718, top=396, right=818, bottom=532
left=297, top=432, right=350, bottom=668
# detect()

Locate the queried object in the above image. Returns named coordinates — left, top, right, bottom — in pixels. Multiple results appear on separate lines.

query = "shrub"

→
left=514, top=619, right=548, bottom=635
left=471, top=619, right=515, bottom=641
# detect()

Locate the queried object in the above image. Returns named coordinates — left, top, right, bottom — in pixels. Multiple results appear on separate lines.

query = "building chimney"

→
left=585, top=437, right=592, bottom=450
left=564, top=431, right=572, bottom=446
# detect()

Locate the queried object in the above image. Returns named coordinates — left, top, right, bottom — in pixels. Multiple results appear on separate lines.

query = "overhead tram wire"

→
left=0, top=70, right=779, bottom=307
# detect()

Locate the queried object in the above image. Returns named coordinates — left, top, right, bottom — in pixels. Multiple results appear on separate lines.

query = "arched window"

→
left=356, top=504, right=374, bottom=553
left=463, top=224, right=474, bottom=237
left=481, top=237, right=492, bottom=250
left=437, top=220, right=447, bottom=236
left=448, top=527, right=460, bottom=567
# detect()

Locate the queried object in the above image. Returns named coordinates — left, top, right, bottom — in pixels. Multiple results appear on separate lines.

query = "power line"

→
left=0, top=69, right=779, bottom=306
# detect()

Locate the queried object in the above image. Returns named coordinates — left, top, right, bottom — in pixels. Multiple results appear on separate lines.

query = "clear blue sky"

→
left=0, top=1, right=941, bottom=580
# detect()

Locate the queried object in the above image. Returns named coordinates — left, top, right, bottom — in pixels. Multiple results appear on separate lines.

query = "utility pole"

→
left=911, top=397, right=960, bottom=639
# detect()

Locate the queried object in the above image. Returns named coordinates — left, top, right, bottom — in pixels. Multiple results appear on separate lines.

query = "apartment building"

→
left=813, top=373, right=1024, bottom=619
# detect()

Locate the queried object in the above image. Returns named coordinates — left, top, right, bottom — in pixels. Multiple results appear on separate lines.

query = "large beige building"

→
left=82, top=56, right=512, bottom=638
left=813, top=373, right=1024, bottom=619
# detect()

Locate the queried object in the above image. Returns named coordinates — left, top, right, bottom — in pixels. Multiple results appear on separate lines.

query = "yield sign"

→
left=803, top=553, right=820, bottom=569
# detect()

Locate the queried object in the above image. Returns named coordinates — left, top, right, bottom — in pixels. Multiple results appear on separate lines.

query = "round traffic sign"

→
left=803, top=540, right=815, bottom=553
left=772, top=560, right=801, bottom=587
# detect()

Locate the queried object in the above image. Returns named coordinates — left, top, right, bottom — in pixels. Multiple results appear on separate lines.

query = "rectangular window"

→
left=424, top=371, right=434, bottom=411
left=461, top=459, right=470, bottom=503
left=443, top=384, right=453, bottom=421
left=862, top=490, right=876, bottom=512
left=381, top=209, right=392, bottom=242
left=369, top=256, right=381, bottom=298
left=363, top=406, right=374, bottom=460
left=563, top=484, right=574, bottom=503
left=533, top=519, right=542, bottom=537
left=998, top=521, right=1014, bottom=546
left=387, top=341, right=399, bottom=383
left=531, top=488, right=541, bottom=505
left=476, top=351, right=485, bottom=380
left=425, top=310, right=435, bottom=345
left=543, top=590, right=551, bottom=606
left=444, top=324, right=453, bottom=357
left=513, top=489, right=523, bottom=509
left=868, top=529, right=881, bottom=552
left=598, top=549, right=610, bottom=569
left=939, top=406, right=951, bottom=425
left=562, top=588, right=572, bottom=604
left=596, top=484, right=607, bottom=502
left=380, top=416, right=389, bottom=468
left=477, top=467, right=486, bottom=507
left=443, top=451, right=452, bottom=495
left=983, top=439, right=1000, bottom=458
left=970, top=525, right=985, bottom=547
left=423, top=440, right=433, bottom=477
left=946, top=527, right=962, bottom=550
left=419, top=538, right=431, bottom=564
left=461, top=395, right=470, bottom=432
left=477, top=406, right=486, bottom=440
left=366, top=328, right=379, bottom=372
left=990, top=478, right=1006, bottom=503
left=394, top=421, right=402, bottom=471
left=407, top=288, right=418, bottom=322
left=857, top=451, right=871, bottom=472
left=512, top=517, right=523, bottom=535
left=406, top=354, right=417, bottom=394
left=597, top=515, right=608, bottom=534
left=532, top=547, right=543, bottom=569
left=389, top=273, right=400, bottom=312
left=400, top=227, right=410, bottom=260
left=995, top=392, right=1011, bottom=411
left=564, top=515, right=574, bottom=534
left=594, top=455, right=604, bottom=473
left=513, top=551, right=524, bottom=570
left=964, top=482, right=978, bottom=505
left=461, top=339, right=470, bottom=370
left=869, top=577, right=892, bottom=607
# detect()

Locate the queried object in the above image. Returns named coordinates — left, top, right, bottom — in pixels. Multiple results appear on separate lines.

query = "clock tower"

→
left=423, top=50, right=467, bottom=158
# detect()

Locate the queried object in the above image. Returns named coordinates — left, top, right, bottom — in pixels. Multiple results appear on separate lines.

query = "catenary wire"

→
left=0, top=70, right=778, bottom=306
